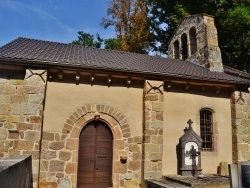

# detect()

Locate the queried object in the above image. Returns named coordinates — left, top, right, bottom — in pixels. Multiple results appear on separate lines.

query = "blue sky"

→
left=0, top=0, right=115, bottom=46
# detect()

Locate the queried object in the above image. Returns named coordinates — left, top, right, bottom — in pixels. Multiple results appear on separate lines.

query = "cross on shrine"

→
left=185, top=145, right=201, bottom=176
left=179, top=119, right=203, bottom=176
left=187, top=119, right=193, bottom=130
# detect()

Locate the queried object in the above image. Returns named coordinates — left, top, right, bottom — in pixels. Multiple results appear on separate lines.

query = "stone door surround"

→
left=40, top=104, right=140, bottom=188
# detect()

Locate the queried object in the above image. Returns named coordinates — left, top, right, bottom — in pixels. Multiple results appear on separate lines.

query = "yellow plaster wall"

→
left=43, top=81, right=143, bottom=137
left=163, top=89, right=232, bottom=175
left=44, top=81, right=233, bottom=175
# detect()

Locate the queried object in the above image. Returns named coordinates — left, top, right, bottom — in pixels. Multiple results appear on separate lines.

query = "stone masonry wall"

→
left=39, top=104, right=142, bottom=188
left=0, top=68, right=47, bottom=188
left=143, top=80, right=164, bottom=182
left=231, top=90, right=250, bottom=163
left=168, top=14, right=223, bottom=72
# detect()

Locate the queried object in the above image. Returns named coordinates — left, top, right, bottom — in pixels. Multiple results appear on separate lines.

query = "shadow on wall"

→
left=0, top=155, right=32, bottom=188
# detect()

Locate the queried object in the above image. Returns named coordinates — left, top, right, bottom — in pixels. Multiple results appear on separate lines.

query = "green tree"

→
left=104, top=38, right=120, bottom=50
left=148, top=0, right=220, bottom=53
left=72, top=31, right=121, bottom=50
left=72, top=31, right=103, bottom=48
left=218, top=6, right=250, bottom=71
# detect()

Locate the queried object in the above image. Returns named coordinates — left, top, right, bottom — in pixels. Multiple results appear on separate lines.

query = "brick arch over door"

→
left=62, top=104, right=132, bottom=187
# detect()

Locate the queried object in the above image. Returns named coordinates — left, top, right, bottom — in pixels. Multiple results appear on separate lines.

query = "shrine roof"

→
left=0, top=37, right=249, bottom=85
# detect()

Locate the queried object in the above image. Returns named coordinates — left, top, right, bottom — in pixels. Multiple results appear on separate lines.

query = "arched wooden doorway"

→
left=77, top=121, right=113, bottom=188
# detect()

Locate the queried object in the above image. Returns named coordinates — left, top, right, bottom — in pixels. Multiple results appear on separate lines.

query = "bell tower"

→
left=168, top=14, right=223, bottom=72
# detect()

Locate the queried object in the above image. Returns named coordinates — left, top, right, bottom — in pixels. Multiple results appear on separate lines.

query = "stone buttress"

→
left=231, top=90, right=250, bottom=163
left=0, top=68, right=47, bottom=188
left=143, top=80, right=164, bottom=182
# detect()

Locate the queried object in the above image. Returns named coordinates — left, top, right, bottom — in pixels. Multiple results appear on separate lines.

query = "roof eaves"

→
left=0, top=57, right=249, bottom=86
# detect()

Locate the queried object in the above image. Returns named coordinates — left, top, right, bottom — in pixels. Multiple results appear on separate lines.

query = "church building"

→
left=0, top=14, right=250, bottom=188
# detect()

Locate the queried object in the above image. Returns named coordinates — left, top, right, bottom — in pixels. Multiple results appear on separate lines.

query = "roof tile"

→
left=0, top=37, right=249, bottom=85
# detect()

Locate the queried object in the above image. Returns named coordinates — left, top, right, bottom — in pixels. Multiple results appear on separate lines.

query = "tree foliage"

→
left=72, top=31, right=120, bottom=50
left=101, top=0, right=150, bottom=53
left=218, top=6, right=250, bottom=71
left=148, top=0, right=218, bottom=52
left=72, top=31, right=103, bottom=48
left=74, top=0, right=250, bottom=71
left=104, top=38, right=120, bottom=50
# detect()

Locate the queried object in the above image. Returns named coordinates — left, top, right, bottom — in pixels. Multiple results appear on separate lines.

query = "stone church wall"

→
left=43, top=82, right=143, bottom=135
left=231, top=90, right=250, bottom=163
left=41, top=80, right=144, bottom=187
left=143, top=80, right=164, bottom=182
left=163, top=86, right=232, bottom=174
left=0, top=67, right=47, bottom=187
left=0, top=65, right=248, bottom=188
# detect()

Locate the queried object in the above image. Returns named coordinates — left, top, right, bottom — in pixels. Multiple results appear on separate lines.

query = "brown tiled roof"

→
left=0, top=37, right=249, bottom=85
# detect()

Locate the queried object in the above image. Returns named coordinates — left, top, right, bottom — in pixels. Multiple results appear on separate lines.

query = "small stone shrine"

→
left=178, top=119, right=202, bottom=176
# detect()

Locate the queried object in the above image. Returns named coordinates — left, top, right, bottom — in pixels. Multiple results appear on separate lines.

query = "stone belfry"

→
left=168, top=14, right=223, bottom=72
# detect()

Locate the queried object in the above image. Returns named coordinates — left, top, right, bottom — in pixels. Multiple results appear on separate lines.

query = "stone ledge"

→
left=164, top=175, right=229, bottom=187
left=146, top=179, right=188, bottom=188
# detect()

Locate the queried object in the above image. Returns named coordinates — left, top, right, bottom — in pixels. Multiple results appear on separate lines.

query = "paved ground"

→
left=147, top=179, right=189, bottom=188
left=147, top=175, right=230, bottom=188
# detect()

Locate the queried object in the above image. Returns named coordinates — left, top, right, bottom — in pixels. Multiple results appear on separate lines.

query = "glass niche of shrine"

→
left=177, top=119, right=202, bottom=176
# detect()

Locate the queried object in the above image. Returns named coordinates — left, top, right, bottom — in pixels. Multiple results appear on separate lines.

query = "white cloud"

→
left=2, top=0, right=75, bottom=34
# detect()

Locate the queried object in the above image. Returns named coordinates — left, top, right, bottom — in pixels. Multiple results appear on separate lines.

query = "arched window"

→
left=200, top=109, right=214, bottom=151
left=173, top=40, right=180, bottom=59
left=181, top=33, right=188, bottom=59
left=189, top=27, right=197, bottom=55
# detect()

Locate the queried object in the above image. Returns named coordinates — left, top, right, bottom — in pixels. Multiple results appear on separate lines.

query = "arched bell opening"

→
left=181, top=33, right=188, bottom=59
left=189, top=27, right=197, bottom=55
left=173, top=40, right=180, bottom=59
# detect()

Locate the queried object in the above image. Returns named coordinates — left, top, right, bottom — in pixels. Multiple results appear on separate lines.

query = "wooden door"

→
left=77, top=121, right=113, bottom=188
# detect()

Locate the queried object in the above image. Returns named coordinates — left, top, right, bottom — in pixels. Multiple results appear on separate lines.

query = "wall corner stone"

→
left=231, top=90, right=250, bottom=163
left=0, top=68, right=47, bottom=188
left=143, top=80, right=164, bottom=181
